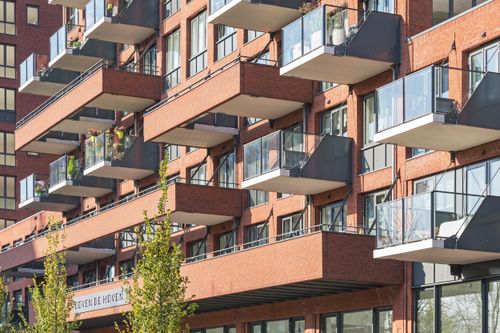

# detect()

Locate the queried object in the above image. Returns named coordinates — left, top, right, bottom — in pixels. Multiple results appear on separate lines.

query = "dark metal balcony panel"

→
left=188, top=113, right=238, bottom=129
left=300, top=135, right=352, bottom=185
left=116, top=0, right=159, bottom=29
left=79, top=39, right=116, bottom=60
left=53, top=108, right=115, bottom=135
left=459, top=72, right=500, bottom=130
left=50, top=39, right=116, bottom=72
left=18, top=194, right=79, bottom=212
left=44, top=68, right=81, bottom=84
left=20, top=131, right=80, bottom=154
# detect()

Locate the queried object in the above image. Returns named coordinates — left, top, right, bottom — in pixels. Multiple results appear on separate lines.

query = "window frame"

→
left=0, top=131, right=15, bottom=166
left=0, top=44, right=15, bottom=79
left=0, top=1, right=15, bottom=35
left=0, top=175, right=15, bottom=210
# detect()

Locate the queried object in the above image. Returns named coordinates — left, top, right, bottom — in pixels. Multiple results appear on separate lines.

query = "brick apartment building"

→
left=0, top=0, right=499, bottom=331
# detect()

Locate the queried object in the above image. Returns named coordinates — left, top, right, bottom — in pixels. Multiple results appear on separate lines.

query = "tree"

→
left=24, top=218, right=79, bottom=333
left=0, top=275, right=15, bottom=332
left=116, top=159, right=196, bottom=333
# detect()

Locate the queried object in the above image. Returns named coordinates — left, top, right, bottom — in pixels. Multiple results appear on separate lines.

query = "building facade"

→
left=1, top=0, right=500, bottom=332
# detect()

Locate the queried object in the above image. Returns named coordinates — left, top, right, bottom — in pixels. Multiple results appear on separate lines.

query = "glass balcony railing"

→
left=50, top=24, right=84, bottom=63
left=19, top=53, right=37, bottom=86
left=84, top=131, right=133, bottom=169
left=281, top=5, right=366, bottom=66
left=20, top=174, right=49, bottom=203
left=49, top=155, right=82, bottom=188
left=376, top=65, right=455, bottom=133
left=85, top=0, right=133, bottom=31
left=376, top=191, right=485, bottom=249
left=243, top=130, right=322, bottom=181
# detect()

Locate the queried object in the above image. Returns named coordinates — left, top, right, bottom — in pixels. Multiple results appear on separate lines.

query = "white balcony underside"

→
left=83, top=161, right=154, bottom=180
left=211, top=95, right=304, bottom=119
left=84, top=17, right=155, bottom=45
left=20, top=138, right=79, bottom=154
left=171, top=211, right=233, bottom=226
left=374, top=239, right=500, bottom=265
left=241, top=168, right=346, bottom=195
left=207, top=0, right=301, bottom=32
left=280, top=46, right=392, bottom=84
left=153, top=125, right=237, bottom=148
left=86, top=93, right=156, bottom=113
left=19, top=77, right=66, bottom=96
left=48, top=0, right=89, bottom=8
left=53, top=117, right=115, bottom=135
left=49, top=180, right=113, bottom=197
left=18, top=197, right=77, bottom=212
left=374, top=113, right=500, bottom=151
left=49, top=50, right=102, bottom=72
left=66, top=247, right=115, bottom=265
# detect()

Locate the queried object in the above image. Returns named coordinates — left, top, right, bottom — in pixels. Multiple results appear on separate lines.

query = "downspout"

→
left=303, top=104, right=311, bottom=228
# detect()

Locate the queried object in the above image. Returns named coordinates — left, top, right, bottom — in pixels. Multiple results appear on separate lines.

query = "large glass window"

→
left=320, top=201, right=346, bottom=231
left=143, top=46, right=157, bottom=75
left=246, top=30, right=263, bottom=43
left=218, top=152, right=235, bottom=188
left=0, top=44, right=15, bottom=79
left=416, top=288, right=435, bottom=333
left=440, top=282, right=482, bottom=333
left=189, top=163, right=207, bottom=185
left=469, top=41, right=499, bottom=92
left=248, top=190, right=268, bottom=207
left=367, top=0, right=394, bottom=13
left=280, top=213, right=303, bottom=239
left=164, top=0, right=179, bottom=19
left=488, top=281, right=500, bottom=333
left=120, top=229, right=136, bottom=249
left=190, top=11, right=207, bottom=76
left=323, top=315, right=337, bottom=333
left=364, top=189, right=389, bottom=235
left=216, top=25, right=236, bottom=60
left=432, top=0, right=487, bottom=26
left=0, top=87, right=15, bottom=114
left=0, top=1, right=15, bottom=35
left=245, top=222, right=268, bottom=248
left=165, top=144, right=180, bottom=161
left=250, top=318, right=304, bottom=333
left=376, top=309, right=393, bottom=333
left=321, top=105, right=347, bottom=137
left=343, top=310, right=373, bottom=333
left=165, top=29, right=180, bottom=89
left=215, top=231, right=235, bottom=256
left=0, top=175, right=14, bottom=210
left=0, top=132, right=14, bottom=166
left=187, top=239, right=206, bottom=262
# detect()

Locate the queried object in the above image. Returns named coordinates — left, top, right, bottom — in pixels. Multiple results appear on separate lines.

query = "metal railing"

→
left=50, top=23, right=85, bottom=62
left=376, top=190, right=485, bottom=249
left=16, top=59, right=159, bottom=129
left=282, top=5, right=370, bottom=66
left=20, top=174, right=49, bottom=203
left=69, top=272, right=133, bottom=291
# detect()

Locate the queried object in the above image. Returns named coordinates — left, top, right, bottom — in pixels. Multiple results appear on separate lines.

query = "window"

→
left=189, top=163, right=207, bottom=185
left=320, top=82, right=337, bottom=92
left=13, top=290, right=22, bottom=306
left=0, top=87, right=15, bottom=116
left=216, top=25, right=236, bottom=60
left=323, top=309, right=392, bottom=333
left=67, top=275, right=79, bottom=287
left=245, top=222, right=268, bottom=248
left=367, top=0, right=394, bottom=13
left=376, top=309, right=393, bottom=333
left=163, top=0, right=179, bottom=19
left=280, top=213, right=304, bottom=239
left=187, top=239, right=206, bottom=262
left=249, top=318, right=305, bottom=333
left=469, top=41, right=499, bottom=92
left=246, top=117, right=262, bottom=126
left=0, top=44, right=15, bottom=78
left=363, top=189, right=388, bottom=235
left=0, top=175, right=14, bottom=210
left=320, top=105, right=347, bottom=136
left=119, top=229, right=136, bottom=249
left=187, top=146, right=198, bottom=153
left=488, top=281, right=500, bottom=332
left=26, top=5, right=39, bottom=26
left=102, top=264, right=115, bottom=281
left=432, top=0, right=487, bottom=26
left=143, top=46, right=157, bottom=75
left=165, top=144, right=180, bottom=161
left=343, top=310, right=373, bottom=332
left=167, top=173, right=181, bottom=185
left=0, top=1, right=15, bottom=35
left=246, top=30, right=263, bottom=42
left=320, top=201, right=346, bottom=232
left=441, top=282, right=482, bottom=332
left=215, top=231, right=235, bottom=256
left=165, top=29, right=180, bottom=89
left=0, top=132, right=14, bottom=166
left=67, top=7, right=78, bottom=27
left=323, top=315, right=337, bottom=333
left=218, top=152, right=235, bottom=188
left=192, top=325, right=236, bottom=333
left=120, top=259, right=134, bottom=275
left=0, top=218, right=14, bottom=230
left=83, top=270, right=96, bottom=284
left=248, top=190, right=268, bottom=207
left=189, top=11, right=207, bottom=76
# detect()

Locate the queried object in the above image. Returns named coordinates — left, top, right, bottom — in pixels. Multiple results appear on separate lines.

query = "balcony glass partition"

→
left=85, top=0, right=106, bottom=31
left=19, top=54, right=36, bottom=86
left=243, top=130, right=322, bottom=181
left=210, top=0, right=231, bottom=14
left=20, top=174, right=48, bottom=203
left=49, top=25, right=81, bottom=62
left=376, top=65, right=454, bottom=132
left=85, top=132, right=133, bottom=170
left=376, top=191, right=485, bottom=248
left=50, top=155, right=82, bottom=188
left=282, top=5, right=365, bottom=66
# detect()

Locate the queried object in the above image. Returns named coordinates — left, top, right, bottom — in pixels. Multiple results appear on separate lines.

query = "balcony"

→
left=208, top=0, right=303, bottom=32
left=242, top=131, right=352, bottom=195
left=148, top=113, right=238, bottom=148
left=374, top=191, right=500, bottom=265
left=83, top=132, right=159, bottom=180
left=19, top=53, right=79, bottom=96
left=84, top=0, right=158, bottom=44
left=49, top=24, right=116, bottom=72
left=15, top=60, right=161, bottom=153
left=48, top=0, right=89, bottom=8
left=22, top=131, right=80, bottom=155
left=19, top=174, right=79, bottom=212
left=49, top=155, right=115, bottom=197
left=0, top=182, right=242, bottom=272
left=374, top=66, right=500, bottom=151
left=52, top=107, right=115, bottom=135
left=144, top=59, right=313, bottom=142
left=280, top=5, right=401, bottom=84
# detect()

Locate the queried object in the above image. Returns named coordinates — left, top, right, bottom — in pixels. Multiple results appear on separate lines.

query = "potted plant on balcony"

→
left=299, top=0, right=318, bottom=14
left=34, top=180, right=46, bottom=197
left=329, top=7, right=346, bottom=46
left=114, top=125, right=126, bottom=140
left=67, top=156, right=77, bottom=181
left=88, top=128, right=100, bottom=143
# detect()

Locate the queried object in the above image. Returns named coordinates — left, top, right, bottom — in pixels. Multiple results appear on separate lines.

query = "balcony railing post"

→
left=401, top=197, right=405, bottom=244
left=432, top=65, right=436, bottom=114
left=431, top=191, right=435, bottom=239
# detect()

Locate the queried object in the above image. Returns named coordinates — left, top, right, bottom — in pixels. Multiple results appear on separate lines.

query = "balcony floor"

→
left=19, top=77, right=66, bottom=96
left=171, top=211, right=233, bottom=226
left=20, top=138, right=79, bottom=154
left=66, top=247, right=115, bottom=265
left=374, top=113, right=500, bottom=151
left=207, top=0, right=301, bottom=32
left=280, top=46, right=393, bottom=84
left=18, top=197, right=78, bottom=212
left=153, top=125, right=237, bottom=148
left=242, top=169, right=346, bottom=195
left=49, top=50, right=103, bottom=72
left=83, top=161, right=155, bottom=180
left=49, top=180, right=114, bottom=197
left=48, top=0, right=89, bottom=8
left=52, top=117, right=115, bottom=135
left=84, top=17, right=155, bottom=45
left=86, top=93, right=156, bottom=113
left=374, top=239, right=500, bottom=265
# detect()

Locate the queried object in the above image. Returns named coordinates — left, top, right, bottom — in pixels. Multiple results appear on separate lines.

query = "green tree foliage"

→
left=0, top=275, right=15, bottom=332
left=117, top=159, right=196, bottom=333
left=25, top=218, right=79, bottom=333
